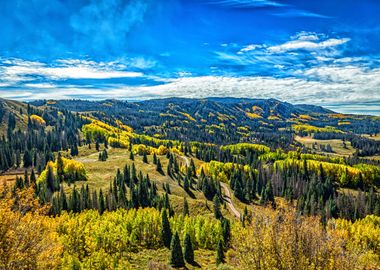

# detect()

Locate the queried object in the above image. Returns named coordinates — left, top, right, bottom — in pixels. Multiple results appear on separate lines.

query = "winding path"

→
left=220, top=182, right=241, bottom=219
left=180, top=155, right=241, bottom=219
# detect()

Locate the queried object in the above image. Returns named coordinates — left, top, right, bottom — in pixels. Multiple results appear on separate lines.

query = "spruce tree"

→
left=161, top=210, right=172, bottom=248
left=57, top=152, right=64, bottom=182
left=213, top=195, right=222, bottom=220
left=60, top=186, right=68, bottom=211
left=221, top=218, right=231, bottom=247
left=24, top=169, right=29, bottom=187
left=98, top=189, right=105, bottom=214
left=46, top=164, right=56, bottom=192
left=183, top=197, right=189, bottom=216
left=183, top=233, right=194, bottom=264
left=216, top=240, right=225, bottom=266
left=156, top=158, right=164, bottom=175
left=184, top=175, right=190, bottom=191
left=143, top=151, right=148, bottom=163
left=170, top=232, right=185, bottom=268
left=30, top=169, right=36, bottom=185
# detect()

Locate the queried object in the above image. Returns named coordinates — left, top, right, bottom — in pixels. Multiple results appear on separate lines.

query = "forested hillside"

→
left=1, top=97, right=379, bottom=269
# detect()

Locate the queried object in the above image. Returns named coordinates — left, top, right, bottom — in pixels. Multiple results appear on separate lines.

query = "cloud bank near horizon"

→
left=1, top=0, right=380, bottom=115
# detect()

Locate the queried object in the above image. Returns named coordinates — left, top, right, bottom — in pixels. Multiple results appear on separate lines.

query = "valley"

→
left=0, top=97, right=379, bottom=269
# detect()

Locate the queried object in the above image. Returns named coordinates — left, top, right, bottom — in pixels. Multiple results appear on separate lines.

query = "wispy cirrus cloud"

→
left=214, top=32, right=352, bottom=76
left=207, top=0, right=286, bottom=8
left=205, top=0, right=329, bottom=18
left=0, top=58, right=144, bottom=87
left=272, top=9, right=332, bottom=19
left=267, top=33, right=350, bottom=53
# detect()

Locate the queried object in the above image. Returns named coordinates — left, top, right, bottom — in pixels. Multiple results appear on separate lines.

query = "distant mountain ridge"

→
left=30, top=97, right=335, bottom=117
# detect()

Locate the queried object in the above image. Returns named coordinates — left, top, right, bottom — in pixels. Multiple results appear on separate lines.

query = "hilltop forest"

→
left=0, top=97, right=379, bottom=270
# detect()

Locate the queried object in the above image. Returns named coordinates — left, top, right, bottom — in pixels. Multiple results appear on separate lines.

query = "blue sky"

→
left=0, top=0, right=379, bottom=114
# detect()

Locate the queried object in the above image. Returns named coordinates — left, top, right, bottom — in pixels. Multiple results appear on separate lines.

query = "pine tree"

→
left=30, top=169, right=36, bottom=186
left=156, top=158, right=164, bottom=175
left=46, top=164, right=56, bottom=192
left=216, top=240, right=225, bottom=266
left=213, top=195, right=222, bottom=220
left=131, top=163, right=137, bottom=183
left=260, top=181, right=276, bottom=208
left=23, top=150, right=32, bottom=167
left=161, top=210, right=172, bottom=248
left=57, top=152, right=64, bottom=182
left=184, top=175, right=190, bottom=191
left=234, top=179, right=244, bottom=201
left=70, top=143, right=79, bottom=156
left=170, top=232, right=185, bottom=268
left=24, top=169, right=29, bottom=187
left=183, top=197, right=189, bottom=216
left=183, top=233, right=194, bottom=264
left=60, top=186, right=68, bottom=211
left=99, top=189, right=105, bottom=214
left=142, top=151, right=148, bottom=163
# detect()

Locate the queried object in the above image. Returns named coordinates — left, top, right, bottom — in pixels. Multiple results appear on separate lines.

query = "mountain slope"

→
left=0, top=98, right=29, bottom=136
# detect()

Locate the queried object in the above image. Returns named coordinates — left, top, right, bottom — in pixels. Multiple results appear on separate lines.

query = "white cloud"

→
left=23, top=83, right=57, bottom=88
left=268, top=38, right=350, bottom=53
left=208, top=0, right=285, bottom=8
left=0, top=58, right=143, bottom=86
left=238, top=44, right=262, bottom=54
left=273, top=10, right=331, bottom=19
left=1, top=65, right=379, bottom=115
left=129, top=74, right=378, bottom=105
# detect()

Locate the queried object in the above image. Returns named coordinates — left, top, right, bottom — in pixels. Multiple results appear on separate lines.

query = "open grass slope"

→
left=295, top=135, right=356, bottom=156
left=69, top=145, right=232, bottom=218
left=0, top=98, right=29, bottom=136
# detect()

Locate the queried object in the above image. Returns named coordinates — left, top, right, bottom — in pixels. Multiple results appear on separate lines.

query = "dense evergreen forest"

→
left=1, top=97, right=379, bottom=269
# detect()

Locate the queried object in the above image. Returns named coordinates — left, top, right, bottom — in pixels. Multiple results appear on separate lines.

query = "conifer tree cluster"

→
left=50, top=163, right=172, bottom=215
left=0, top=106, right=86, bottom=173
left=98, top=149, right=108, bottom=161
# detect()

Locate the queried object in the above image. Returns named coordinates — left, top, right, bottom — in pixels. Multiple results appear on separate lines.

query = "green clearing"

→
left=295, top=136, right=356, bottom=156
left=68, top=145, right=232, bottom=217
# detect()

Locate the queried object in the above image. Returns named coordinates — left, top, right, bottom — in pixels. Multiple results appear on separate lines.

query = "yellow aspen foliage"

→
left=198, top=160, right=255, bottom=181
left=332, top=215, right=380, bottom=266
left=220, top=143, right=270, bottom=154
left=0, top=188, right=62, bottom=270
left=274, top=158, right=379, bottom=186
left=30, top=114, right=46, bottom=126
left=292, top=124, right=343, bottom=134
left=229, top=206, right=374, bottom=270
left=38, top=157, right=87, bottom=184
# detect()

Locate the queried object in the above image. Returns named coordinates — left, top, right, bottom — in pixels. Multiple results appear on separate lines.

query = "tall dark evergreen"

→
left=213, top=195, right=222, bottom=220
left=156, top=158, right=164, bottom=175
left=57, top=152, right=64, bottom=182
left=183, top=197, right=189, bottom=216
left=161, top=210, right=172, bottom=248
left=183, top=233, right=194, bottom=264
left=216, top=240, right=225, bottom=266
left=170, top=232, right=185, bottom=268
left=142, top=151, right=148, bottom=163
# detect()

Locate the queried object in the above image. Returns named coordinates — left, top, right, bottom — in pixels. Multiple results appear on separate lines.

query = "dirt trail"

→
left=181, top=155, right=241, bottom=219
left=220, top=182, right=241, bottom=219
